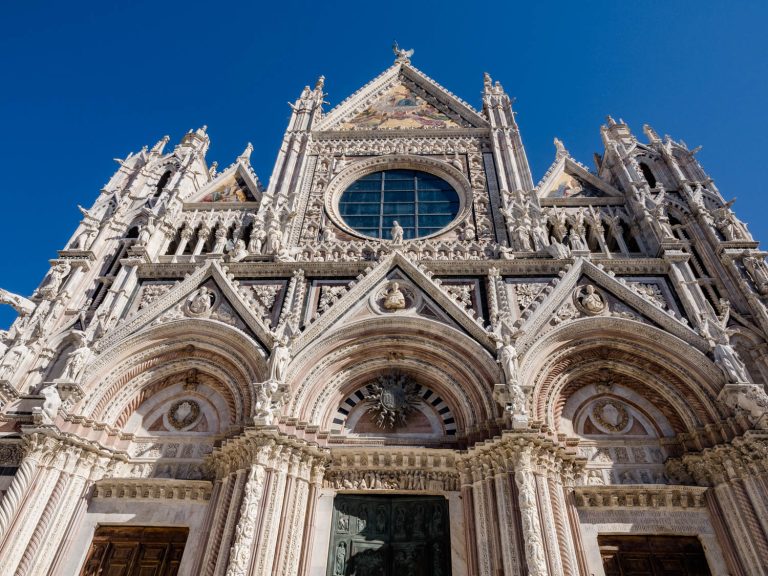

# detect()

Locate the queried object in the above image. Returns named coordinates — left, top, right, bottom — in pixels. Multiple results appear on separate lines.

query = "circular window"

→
left=338, top=169, right=460, bottom=240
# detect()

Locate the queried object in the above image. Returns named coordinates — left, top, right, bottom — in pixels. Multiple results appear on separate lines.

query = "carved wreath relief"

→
left=168, top=399, right=201, bottom=430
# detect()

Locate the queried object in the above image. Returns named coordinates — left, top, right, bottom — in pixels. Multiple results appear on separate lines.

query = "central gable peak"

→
left=315, top=58, right=489, bottom=133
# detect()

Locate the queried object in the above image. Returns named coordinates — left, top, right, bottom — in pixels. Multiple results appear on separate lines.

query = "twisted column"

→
left=15, top=462, right=71, bottom=575
left=0, top=456, right=38, bottom=539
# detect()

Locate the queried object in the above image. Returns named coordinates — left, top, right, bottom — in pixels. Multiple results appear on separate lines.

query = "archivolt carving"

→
left=283, top=318, right=498, bottom=432
left=101, top=358, right=244, bottom=429
left=523, top=319, right=726, bottom=435
left=76, top=320, right=267, bottom=428
left=85, top=318, right=268, bottom=385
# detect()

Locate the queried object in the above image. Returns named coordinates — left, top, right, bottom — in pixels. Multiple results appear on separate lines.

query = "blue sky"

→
left=1, top=1, right=767, bottom=327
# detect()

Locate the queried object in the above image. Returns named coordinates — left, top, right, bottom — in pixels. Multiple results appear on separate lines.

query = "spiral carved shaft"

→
left=15, top=468, right=69, bottom=575
left=0, top=457, right=38, bottom=539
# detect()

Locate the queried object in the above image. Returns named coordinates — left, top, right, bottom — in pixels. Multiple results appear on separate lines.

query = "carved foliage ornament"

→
left=364, top=373, right=421, bottom=429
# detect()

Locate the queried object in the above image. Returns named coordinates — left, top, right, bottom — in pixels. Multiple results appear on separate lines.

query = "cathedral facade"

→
left=1, top=48, right=767, bottom=575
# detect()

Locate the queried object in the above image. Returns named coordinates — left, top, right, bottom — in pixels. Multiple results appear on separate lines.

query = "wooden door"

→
left=599, top=535, right=712, bottom=576
left=327, top=494, right=451, bottom=576
left=80, top=526, right=188, bottom=576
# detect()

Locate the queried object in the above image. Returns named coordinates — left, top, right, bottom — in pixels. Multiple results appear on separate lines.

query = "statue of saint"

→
left=266, top=223, right=282, bottom=254
left=578, top=285, right=606, bottom=314
left=248, top=227, right=266, bottom=254
left=567, top=228, right=586, bottom=251
left=743, top=254, right=768, bottom=295
left=390, top=221, right=404, bottom=244
left=212, top=225, right=228, bottom=253
left=228, top=240, right=248, bottom=262
left=40, top=383, right=62, bottom=423
left=188, top=287, right=214, bottom=315
left=499, top=336, right=520, bottom=386
left=713, top=335, right=751, bottom=383
left=269, top=338, right=291, bottom=383
left=37, top=262, right=70, bottom=301
left=61, top=334, right=90, bottom=381
left=136, top=218, right=155, bottom=247
left=383, top=282, right=406, bottom=310
left=334, top=542, right=346, bottom=576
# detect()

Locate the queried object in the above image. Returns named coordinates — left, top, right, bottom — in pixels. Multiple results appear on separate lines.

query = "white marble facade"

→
left=0, top=47, right=767, bottom=575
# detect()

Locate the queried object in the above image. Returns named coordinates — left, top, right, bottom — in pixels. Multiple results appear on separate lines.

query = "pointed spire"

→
left=483, top=72, right=493, bottom=93
left=238, top=142, right=254, bottom=164
left=315, top=75, right=325, bottom=91
left=151, top=135, right=170, bottom=154
left=606, top=115, right=617, bottom=126
left=554, top=137, right=568, bottom=159
left=643, top=124, right=661, bottom=143
left=208, top=161, right=218, bottom=179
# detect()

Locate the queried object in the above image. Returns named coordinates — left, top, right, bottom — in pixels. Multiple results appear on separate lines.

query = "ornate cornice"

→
left=457, top=430, right=586, bottom=483
left=666, top=430, right=768, bottom=486
left=207, top=428, right=329, bottom=479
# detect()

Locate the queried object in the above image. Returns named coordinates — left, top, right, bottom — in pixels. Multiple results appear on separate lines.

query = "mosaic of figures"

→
left=339, top=83, right=460, bottom=130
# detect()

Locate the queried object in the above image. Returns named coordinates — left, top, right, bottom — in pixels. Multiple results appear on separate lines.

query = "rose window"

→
left=338, top=169, right=460, bottom=240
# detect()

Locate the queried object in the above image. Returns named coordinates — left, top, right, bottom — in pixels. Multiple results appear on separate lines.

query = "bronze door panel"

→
left=328, top=494, right=451, bottom=576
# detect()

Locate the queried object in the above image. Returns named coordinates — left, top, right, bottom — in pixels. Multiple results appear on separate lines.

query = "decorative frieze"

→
left=573, top=485, right=707, bottom=509
left=93, top=478, right=212, bottom=501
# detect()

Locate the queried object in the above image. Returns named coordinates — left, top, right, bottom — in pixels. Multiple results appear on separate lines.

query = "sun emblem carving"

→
left=364, top=373, right=421, bottom=429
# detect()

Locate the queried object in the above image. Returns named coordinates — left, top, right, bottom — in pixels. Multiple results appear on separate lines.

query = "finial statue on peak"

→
left=392, top=42, right=414, bottom=64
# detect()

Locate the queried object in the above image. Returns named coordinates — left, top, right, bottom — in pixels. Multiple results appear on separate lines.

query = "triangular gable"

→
left=337, top=82, right=461, bottom=130
left=538, top=157, right=623, bottom=200
left=315, top=63, right=489, bottom=132
left=95, top=261, right=275, bottom=352
left=292, top=251, right=494, bottom=354
left=184, top=162, right=262, bottom=205
left=514, top=258, right=708, bottom=353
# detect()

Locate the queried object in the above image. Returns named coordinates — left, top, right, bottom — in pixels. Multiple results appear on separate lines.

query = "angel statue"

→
left=392, top=42, right=414, bottom=64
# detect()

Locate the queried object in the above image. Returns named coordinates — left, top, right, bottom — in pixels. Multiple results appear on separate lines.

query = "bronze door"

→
left=328, top=494, right=451, bottom=576
left=80, top=526, right=188, bottom=576
left=599, top=535, right=712, bottom=576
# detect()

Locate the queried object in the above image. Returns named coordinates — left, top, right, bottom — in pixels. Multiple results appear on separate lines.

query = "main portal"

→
left=327, top=494, right=451, bottom=576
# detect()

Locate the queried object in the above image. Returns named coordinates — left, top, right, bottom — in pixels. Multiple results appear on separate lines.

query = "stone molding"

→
left=207, top=429, right=329, bottom=480
left=573, top=485, right=708, bottom=509
left=93, top=478, right=212, bottom=501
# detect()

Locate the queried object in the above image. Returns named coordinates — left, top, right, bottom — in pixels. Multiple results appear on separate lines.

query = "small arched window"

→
left=154, top=171, right=172, bottom=197
left=639, top=162, right=657, bottom=188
